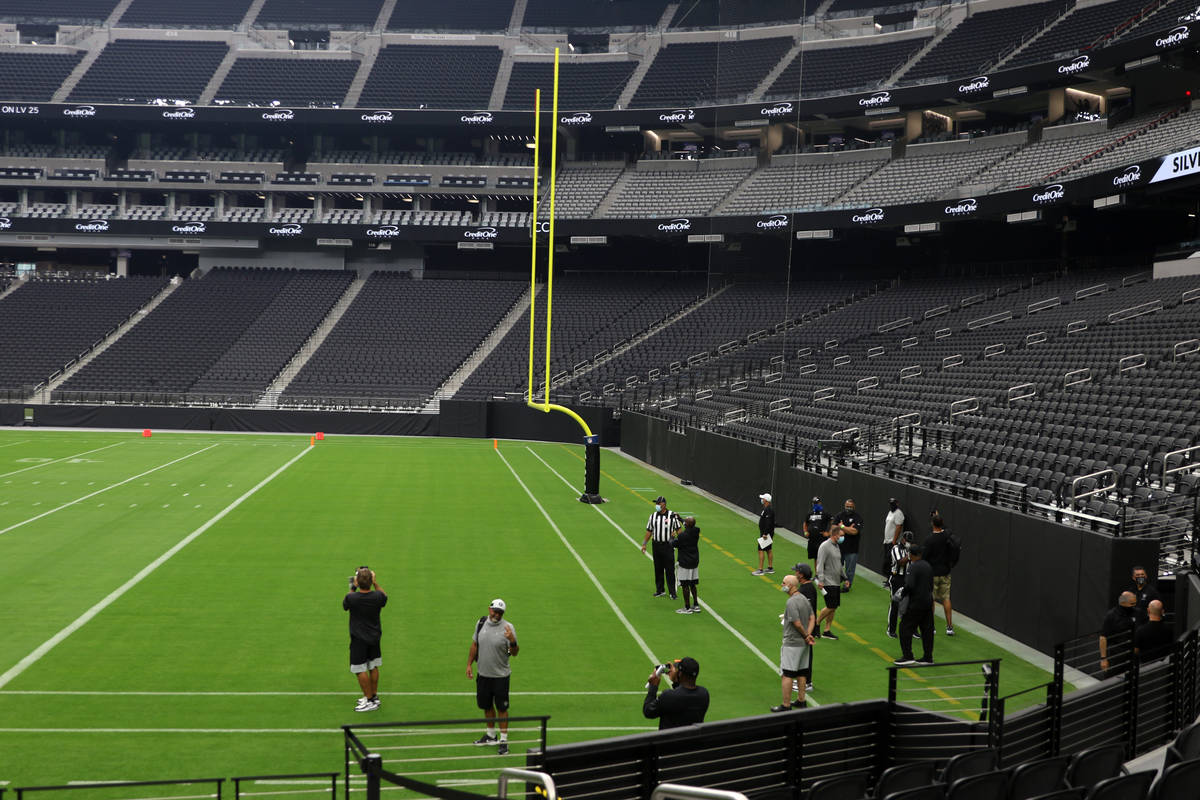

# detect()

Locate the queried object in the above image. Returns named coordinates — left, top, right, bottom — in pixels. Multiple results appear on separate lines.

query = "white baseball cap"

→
left=759, top=493, right=772, bottom=503
left=490, top=598, right=506, bottom=612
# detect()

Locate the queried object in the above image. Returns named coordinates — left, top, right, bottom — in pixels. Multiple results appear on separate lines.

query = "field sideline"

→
left=0, top=429, right=1058, bottom=789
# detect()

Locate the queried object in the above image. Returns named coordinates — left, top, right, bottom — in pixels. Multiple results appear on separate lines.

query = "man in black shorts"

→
left=344, top=567, right=387, bottom=712
left=466, top=599, right=519, bottom=755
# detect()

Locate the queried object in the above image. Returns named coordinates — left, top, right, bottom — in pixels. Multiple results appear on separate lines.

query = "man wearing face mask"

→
left=881, top=498, right=905, bottom=584
left=772, top=574, right=815, bottom=711
left=832, top=499, right=863, bottom=592
left=1128, top=566, right=1162, bottom=612
left=642, top=495, right=681, bottom=599
left=1099, top=591, right=1145, bottom=676
left=805, top=497, right=830, bottom=563
left=815, top=524, right=845, bottom=639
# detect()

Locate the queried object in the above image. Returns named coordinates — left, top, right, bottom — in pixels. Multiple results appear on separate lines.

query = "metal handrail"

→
left=813, top=387, right=835, bottom=401
left=1118, top=353, right=1146, bottom=372
left=1008, top=383, right=1036, bottom=405
left=857, top=376, right=879, bottom=391
left=1162, top=444, right=1200, bottom=479
left=823, top=339, right=839, bottom=350
left=1070, top=469, right=1118, bottom=503
left=900, top=365, right=922, bottom=381
left=799, top=363, right=817, bottom=375
left=901, top=336, right=919, bottom=349
left=1026, top=331, right=1048, bottom=346
left=878, top=316, right=913, bottom=333
left=1064, top=368, right=1091, bottom=389
left=1174, top=339, right=1199, bottom=361
left=867, top=346, right=885, bottom=359
left=942, top=354, right=964, bottom=369
left=1066, top=320, right=1088, bottom=335
left=984, top=343, right=1006, bottom=359
left=500, top=770, right=557, bottom=800
left=1075, top=283, right=1108, bottom=300
left=764, top=371, right=782, bottom=384
left=935, top=327, right=952, bottom=340
left=833, top=355, right=851, bottom=367
left=652, top=784, right=748, bottom=800
left=768, top=398, right=791, bottom=413
left=968, top=310, right=1013, bottom=330
left=1027, top=297, right=1061, bottom=315
left=950, top=397, right=979, bottom=417
left=1183, top=287, right=1200, bottom=304
left=924, top=304, right=950, bottom=319
left=1108, top=299, right=1162, bottom=324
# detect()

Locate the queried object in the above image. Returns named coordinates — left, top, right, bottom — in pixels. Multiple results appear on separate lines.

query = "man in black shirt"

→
left=673, top=516, right=702, bottom=614
left=832, top=499, right=863, bottom=591
left=753, top=492, right=776, bottom=576
left=894, top=544, right=934, bottom=665
left=793, top=562, right=819, bottom=695
left=643, top=657, right=709, bottom=729
left=1135, top=600, right=1173, bottom=664
left=1099, top=591, right=1144, bottom=676
left=344, top=567, right=388, bottom=712
left=804, top=497, right=830, bottom=562
left=886, top=531, right=914, bottom=639
left=922, top=513, right=956, bottom=636
left=1128, top=565, right=1162, bottom=612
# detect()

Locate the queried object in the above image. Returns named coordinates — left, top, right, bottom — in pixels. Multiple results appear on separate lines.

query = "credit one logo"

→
left=944, top=198, right=978, bottom=216
left=1156, top=25, right=1191, bottom=48
left=658, top=109, right=696, bottom=123
left=560, top=112, right=592, bottom=125
left=657, top=218, right=692, bottom=232
left=851, top=208, right=884, bottom=224
left=171, top=223, right=207, bottom=234
left=75, top=220, right=110, bottom=232
left=365, top=225, right=400, bottom=238
left=162, top=108, right=196, bottom=120
left=957, top=76, right=990, bottom=94
left=463, top=227, right=498, bottom=240
left=760, top=102, right=794, bottom=117
left=461, top=111, right=494, bottom=125
left=1112, top=165, right=1142, bottom=187
left=261, top=109, right=295, bottom=122
left=858, top=91, right=891, bottom=108
left=1032, top=184, right=1065, bottom=204
left=0, top=217, right=12, bottom=229
left=268, top=223, right=304, bottom=236
left=756, top=214, right=789, bottom=229
left=63, top=105, right=96, bottom=118
left=360, top=111, right=394, bottom=123
left=1057, top=55, right=1090, bottom=75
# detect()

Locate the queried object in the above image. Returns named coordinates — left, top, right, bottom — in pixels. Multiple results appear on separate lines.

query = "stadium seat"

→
left=884, top=786, right=947, bottom=800
left=1164, top=720, right=1200, bottom=768
left=802, top=773, right=868, bottom=800
left=1008, top=756, right=1070, bottom=800
left=877, top=763, right=939, bottom=798
left=942, top=750, right=1000, bottom=784
left=1088, top=771, right=1155, bottom=800
left=1148, top=758, right=1200, bottom=800
left=1066, top=744, right=1127, bottom=789
left=946, top=770, right=1008, bottom=800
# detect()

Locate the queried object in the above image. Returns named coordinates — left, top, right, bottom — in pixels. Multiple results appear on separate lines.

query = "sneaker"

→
left=497, top=742, right=509, bottom=756
left=945, top=627, right=955, bottom=636
left=765, top=567, right=775, bottom=574
left=821, top=631, right=839, bottom=640
left=886, top=630, right=897, bottom=638
left=676, top=607, right=692, bottom=614
left=894, top=658, right=917, bottom=666
left=690, top=606, right=702, bottom=613
left=354, top=697, right=372, bottom=711
left=916, top=659, right=935, bottom=665
left=652, top=591, right=666, bottom=598
left=354, top=699, right=379, bottom=712
left=670, top=594, right=678, bottom=600
left=474, top=734, right=498, bottom=746
left=769, top=704, right=792, bottom=713
left=751, top=569, right=765, bottom=576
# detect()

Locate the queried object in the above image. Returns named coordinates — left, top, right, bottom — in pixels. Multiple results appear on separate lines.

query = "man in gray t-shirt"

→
left=467, top=599, right=519, bottom=754
left=772, top=575, right=815, bottom=712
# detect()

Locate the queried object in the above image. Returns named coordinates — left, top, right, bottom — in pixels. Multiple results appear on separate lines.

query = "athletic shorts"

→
left=476, top=674, right=511, bottom=712
left=933, top=575, right=952, bottom=602
left=822, top=586, right=841, bottom=610
left=677, top=566, right=699, bottom=582
left=349, top=638, right=382, bottom=674
left=780, top=645, right=811, bottom=677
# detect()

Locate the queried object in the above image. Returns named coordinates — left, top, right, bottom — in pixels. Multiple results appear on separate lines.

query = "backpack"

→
left=946, top=533, right=962, bottom=568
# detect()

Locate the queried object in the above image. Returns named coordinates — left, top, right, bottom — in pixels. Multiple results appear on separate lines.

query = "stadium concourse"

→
left=1, top=0, right=1200, bottom=797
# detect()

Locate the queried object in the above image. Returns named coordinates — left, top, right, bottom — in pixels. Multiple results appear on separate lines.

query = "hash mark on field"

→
left=130, top=504, right=137, bottom=508
left=32, top=481, right=39, bottom=485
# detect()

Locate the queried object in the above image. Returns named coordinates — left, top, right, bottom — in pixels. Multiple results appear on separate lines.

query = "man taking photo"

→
left=344, top=567, right=387, bottom=712
left=643, top=657, right=709, bottom=729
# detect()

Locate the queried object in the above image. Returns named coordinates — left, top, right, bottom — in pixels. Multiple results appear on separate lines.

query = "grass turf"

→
left=0, top=430, right=1061, bottom=789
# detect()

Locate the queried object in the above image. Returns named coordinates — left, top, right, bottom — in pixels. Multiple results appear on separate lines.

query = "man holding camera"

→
left=467, top=599, right=519, bottom=755
left=344, top=567, right=387, bottom=712
left=643, top=657, right=709, bottom=729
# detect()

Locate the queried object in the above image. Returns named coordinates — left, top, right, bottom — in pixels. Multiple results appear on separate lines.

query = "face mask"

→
left=1135, top=577, right=1146, bottom=586
left=781, top=585, right=790, bottom=594
left=889, top=502, right=898, bottom=511
left=656, top=504, right=663, bottom=512
left=837, top=536, right=845, bottom=544
left=1122, top=605, right=1135, bottom=616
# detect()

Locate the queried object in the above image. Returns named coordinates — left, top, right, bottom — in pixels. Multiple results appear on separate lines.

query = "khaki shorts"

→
left=933, top=575, right=952, bottom=602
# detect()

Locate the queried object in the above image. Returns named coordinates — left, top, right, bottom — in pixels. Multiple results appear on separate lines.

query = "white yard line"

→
left=0, top=445, right=312, bottom=690
left=495, top=448, right=658, bottom=664
left=524, top=447, right=819, bottom=707
left=0, top=440, right=27, bottom=449
left=0, top=442, right=124, bottom=478
left=0, top=444, right=219, bottom=538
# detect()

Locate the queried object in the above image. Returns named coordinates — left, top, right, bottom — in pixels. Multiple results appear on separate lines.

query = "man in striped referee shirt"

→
left=641, top=495, right=681, bottom=599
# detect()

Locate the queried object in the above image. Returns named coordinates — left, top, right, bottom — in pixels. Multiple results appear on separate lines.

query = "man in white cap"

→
left=466, top=598, right=519, bottom=755
left=752, top=492, right=776, bottom=576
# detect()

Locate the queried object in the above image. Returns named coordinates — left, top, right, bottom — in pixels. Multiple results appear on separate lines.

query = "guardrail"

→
left=1075, top=283, right=1108, bottom=300
left=950, top=397, right=979, bottom=417
left=1007, top=383, right=1036, bottom=405
left=1174, top=339, right=1199, bottom=361
left=1066, top=320, right=1088, bottom=335
left=768, top=398, right=791, bottom=413
left=942, top=354, right=964, bottom=369
left=924, top=304, right=950, bottom=319
left=764, top=370, right=782, bottom=383
left=1107, top=299, right=1162, bottom=324
left=1027, top=297, right=1061, bottom=315
left=901, top=336, right=919, bottom=349
left=1122, top=271, right=1150, bottom=287
left=1183, top=287, right=1200, bottom=304
left=797, top=346, right=813, bottom=358
left=1118, top=353, right=1146, bottom=372
left=1063, top=368, right=1091, bottom=389
left=799, top=363, right=817, bottom=375
left=961, top=292, right=987, bottom=308
left=823, top=339, right=839, bottom=350
left=651, top=784, right=747, bottom=800
left=899, top=365, right=922, bottom=381
left=1025, top=331, right=1048, bottom=346
left=877, top=316, right=912, bottom=333
left=856, top=376, right=879, bottom=392
left=968, top=310, right=1012, bottom=330
left=867, top=346, right=885, bottom=359
left=935, top=327, right=952, bottom=340
left=730, top=379, right=748, bottom=392
left=983, top=343, right=1006, bottom=359
left=813, top=387, right=835, bottom=402
left=1070, top=468, right=1118, bottom=503
left=1162, top=444, right=1200, bottom=482
left=832, top=355, right=851, bottom=367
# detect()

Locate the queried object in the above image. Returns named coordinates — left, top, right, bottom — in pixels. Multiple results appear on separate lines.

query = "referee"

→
left=641, top=495, right=681, bottom=599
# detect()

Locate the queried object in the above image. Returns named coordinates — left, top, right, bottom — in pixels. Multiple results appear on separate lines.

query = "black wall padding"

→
left=620, top=412, right=1161, bottom=655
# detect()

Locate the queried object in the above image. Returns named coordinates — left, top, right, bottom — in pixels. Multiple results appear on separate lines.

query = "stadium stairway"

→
left=488, top=45, right=516, bottom=111
left=38, top=277, right=182, bottom=402
left=199, top=49, right=241, bottom=106
left=424, top=283, right=541, bottom=412
left=888, top=17, right=959, bottom=86
left=105, top=0, right=137, bottom=27
left=242, top=0, right=269, bottom=28
left=0, top=275, right=25, bottom=303
left=51, top=31, right=108, bottom=104
left=508, top=0, right=528, bottom=35
left=373, top=0, right=399, bottom=32
left=750, top=36, right=801, bottom=102
left=343, top=39, right=381, bottom=108
left=993, top=2, right=1078, bottom=70
left=615, top=37, right=662, bottom=110
left=257, top=274, right=366, bottom=408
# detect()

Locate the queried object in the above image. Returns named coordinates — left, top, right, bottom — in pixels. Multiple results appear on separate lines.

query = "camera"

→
left=348, top=565, right=370, bottom=587
left=644, top=661, right=678, bottom=689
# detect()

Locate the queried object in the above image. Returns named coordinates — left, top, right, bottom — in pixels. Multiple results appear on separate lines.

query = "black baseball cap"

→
left=654, top=495, right=666, bottom=503
left=676, top=657, right=700, bottom=677
left=812, top=496, right=821, bottom=503
left=793, top=563, right=812, bottom=579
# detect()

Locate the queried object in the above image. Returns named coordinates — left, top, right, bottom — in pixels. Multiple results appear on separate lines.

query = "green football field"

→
left=0, top=429, right=1060, bottom=791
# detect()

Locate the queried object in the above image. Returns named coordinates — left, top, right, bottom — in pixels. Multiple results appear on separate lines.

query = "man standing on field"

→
left=467, top=598, right=519, bottom=755
left=344, top=567, right=387, bottom=712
